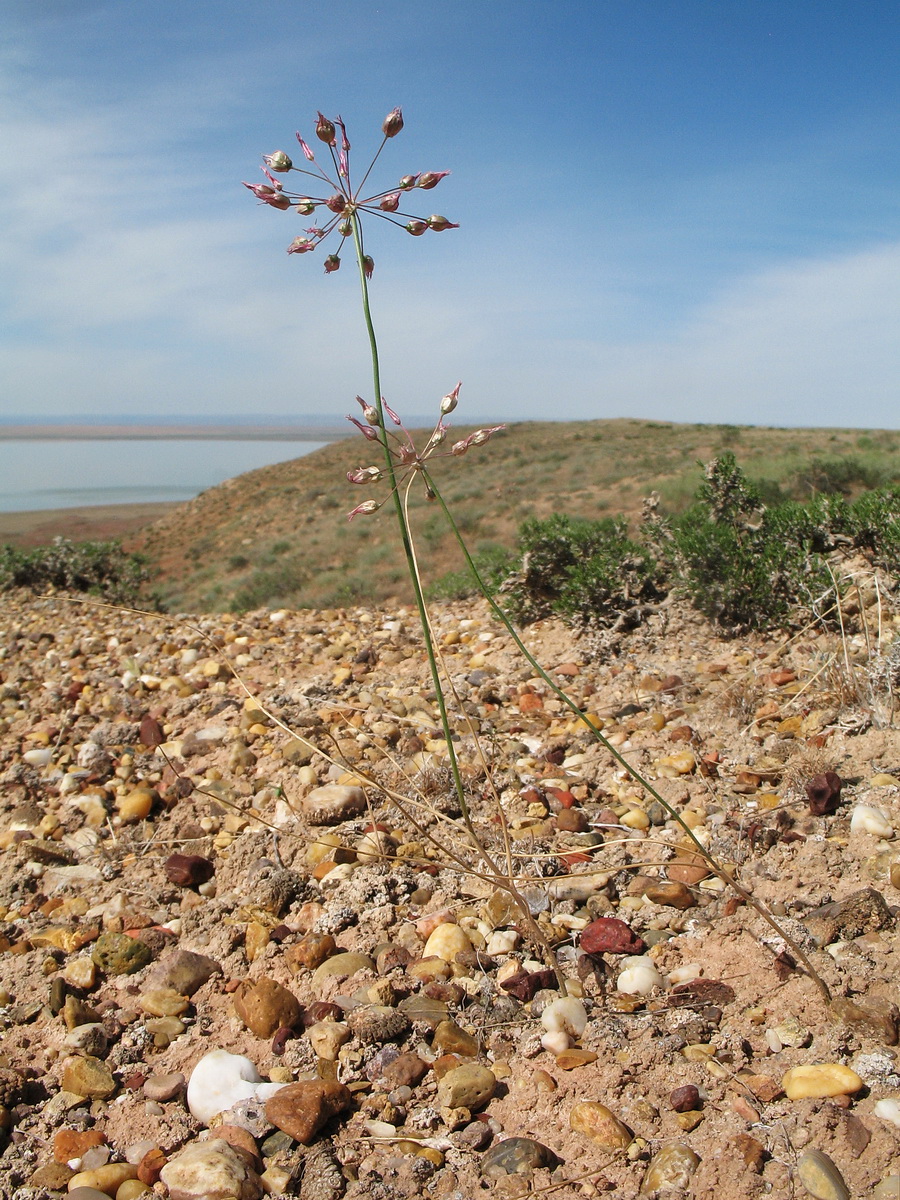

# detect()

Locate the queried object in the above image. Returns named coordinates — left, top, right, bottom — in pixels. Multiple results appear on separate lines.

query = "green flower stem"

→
left=348, top=214, right=477, bottom=849
left=424, top=466, right=832, bottom=1004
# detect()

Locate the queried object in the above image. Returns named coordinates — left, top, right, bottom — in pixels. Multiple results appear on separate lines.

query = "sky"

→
left=2, top=0, right=899, bottom=429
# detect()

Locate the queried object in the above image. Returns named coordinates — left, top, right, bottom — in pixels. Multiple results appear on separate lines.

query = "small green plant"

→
left=0, top=537, right=153, bottom=607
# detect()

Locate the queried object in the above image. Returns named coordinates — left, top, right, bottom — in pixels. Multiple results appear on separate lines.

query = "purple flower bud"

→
left=325, top=193, right=347, bottom=214
left=324, top=254, right=341, bottom=273
left=425, top=421, right=447, bottom=451
left=295, top=134, right=315, bottom=161
left=440, top=382, right=462, bottom=414
left=263, top=150, right=293, bottom=172
left=287, top=236, right=316, bottom=254
left=379, top=193, right=401, bottom=212
left=336, top=116, right=351, bottom=152
left=382, top=107, right=404, bottom=138
left=383, top=400, right=402, bottom=425
left=338, top=219, right=352, bottom=237
left=347, top=415, right=379, bottom=441
left=451, top=439, right=469, bottom=456
left=348, top=499, right=381, bottom=520
left=339, top=150, right=349, bottom=179
left=295, top=198, right=316, bottom=215
left=316, top=112, right=336, bottom=145
left=242, top=181, right=291, bottom=209
left=363, top=255, right=374, bottom=279
left=405, top=220, right=428, bottom=237
left=347, top=466, right=383, bottom=484
left=417, top=171, right=451, bottom=190
left=427, top=215, right=459, bottom=231
left=306, top=226, right=327, bottom=239
left=398, top=174, right=419, bottom=190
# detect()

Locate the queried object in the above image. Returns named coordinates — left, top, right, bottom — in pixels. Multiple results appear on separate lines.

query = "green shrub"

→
left=0, top=537, right=153, bottom=607
left=428, top=544, right=517, bottom=601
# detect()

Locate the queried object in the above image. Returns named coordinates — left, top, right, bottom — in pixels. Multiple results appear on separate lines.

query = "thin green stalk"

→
left=424, top=466, right=832, bottom=1004
left=348, top=213, right=477, bottom=853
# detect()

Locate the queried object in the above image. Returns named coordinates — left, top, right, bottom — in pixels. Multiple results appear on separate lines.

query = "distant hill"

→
left=131, top=418, right=900, bottom=612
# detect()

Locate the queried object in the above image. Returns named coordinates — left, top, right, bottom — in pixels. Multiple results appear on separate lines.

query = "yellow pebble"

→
left=782, top=1063, right=864, bottom=1100
left=115, top=789, right=154, bottom=823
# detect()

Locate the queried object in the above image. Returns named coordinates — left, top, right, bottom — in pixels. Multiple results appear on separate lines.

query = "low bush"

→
left=0, top=537, right=153, bottom=607
left=494, top=453, right=900, bottom=635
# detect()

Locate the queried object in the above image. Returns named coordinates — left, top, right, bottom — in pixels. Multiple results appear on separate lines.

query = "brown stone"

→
left=285, top=933, right=336, bottom=972
left=382, top=1052, right=430, bottom=1089
left=264, top=1080, right=352, bottom=1144
left=432, top=1020, right=479, bottom=1057
left=53, top=1127, right=106, bottom=1163
left=579, top=917, right=646, bottom=956
left=164, top=853, right=214, bottom=887
left=233, top=977, right=301, bottom=1038
left=643, top=881, right=697, bottom=909
left=732, top=1133, right=766, bottom=1172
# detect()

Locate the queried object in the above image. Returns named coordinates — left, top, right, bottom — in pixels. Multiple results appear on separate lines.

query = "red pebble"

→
left=579, top=917, right=646, bottom=956
left=164, top=853, right=214, bottom=887
left=670, top=1084, right=701, bottom=1112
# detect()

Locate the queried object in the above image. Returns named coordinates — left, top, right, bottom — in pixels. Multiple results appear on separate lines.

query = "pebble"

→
left=67, top=1191, right=114, bottom=1200
left=437, top=1063, right=497, bottom=1110
left=143, top=1071, right=185, bottom=1102
left=150, top=948, right=221, bottom=996
left=782, top=1064, right=864, bottom=1100
left=579, top=917, right=646, bottom=955
left=797, top=1148, right=850, bottom=1200
left=164, top=853, right=215, bottom=886
left=233, top=976, right=301, bottom=1038
left=382, top=1051, right=430, bottom=1089
left=873, top=1176, right=900, bottom=1200
left=643, top=881, right=697, bottom=909
left=264, top=1079, right=352, bottom=1143
left=91, top=931, right=152, bottom=975
left=422, top=922, right=474, bottom=963
left=641, top=1143, right=700, bottom=1193
left=873, top=1097, right=900, bottom=1128
left=481, top=1137, right=556, bottom=1178
left=850, top=804, right=893, bottom=838
left=53, top=1128, right=106, bottom=1163
left=138, top=986, right=189, bottom=1017
left=61, top=1055, right=116, bottom=1099
left=569, top=1101, right=633, bottom=1149
left=186, top=1050, right=285, bottom=1126
left=68, top=1163, right=139, bottom=1194
left=116, top=788, right=154, bottom=823
left=432, top=1019, right=479, bottom=1057
left=300, top=784, right=367, bottom=824
left=617, top=955, right=665, bottom=995
left=669, top=1084, right=701, bottom=1112
left=159, top=1138, right=263, bottom=1200
left=310, top=951, right=374, bottom=989
left=307, top=1019, right=351, bottom=1060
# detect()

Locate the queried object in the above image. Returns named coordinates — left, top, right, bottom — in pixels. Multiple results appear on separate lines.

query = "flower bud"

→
left=295, top=134, right=315, bottom=161
left=356, top=396, right=380, bottom=425
left=379, top=193, right=401, bottom=212
left=382, top=107, right=404, bottom=138
left=336, top=116, right=351, bottom=152
left=242, top=181, right=291, bottom=209
left=287, top=236, right=315, bottom=255
left=347, top=466, right=383, bottom=484
left=347, top=415, right=379, bottom=441
left=348, top=499, right=381, bottom=520
left=427, top=214, right=459, bottom=231
left=316, top=112, right=336, bottom=144
left=295, top=198, right=316, bottom=215
left=451, top=439, right=468, bottom=456
left=324, top=254, right=341, bottom=273
left=398, top=174, right=419, bottom=190
left=405, top=220, right=427, bottom=236
left=338, top=219, right=352, bottom=237
left=363, top=255, right=374, bottom=279
left=440, top=382, right=462, bottom=414
left=383, top=400, right=402, bottom=425
left=469, top=424, right=505, bottom=446
left=325, top=193, right=347, bottom=214
left=417, top=171, right=450, bottom=190
left=263, top=150, right=293, bottom=172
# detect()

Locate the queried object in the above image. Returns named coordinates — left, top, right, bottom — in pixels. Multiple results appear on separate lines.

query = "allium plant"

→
left=246, top=110, right=832, bottom=1003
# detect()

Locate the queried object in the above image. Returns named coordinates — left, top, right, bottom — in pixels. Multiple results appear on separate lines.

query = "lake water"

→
left=0, top=439, right=328, bottom=512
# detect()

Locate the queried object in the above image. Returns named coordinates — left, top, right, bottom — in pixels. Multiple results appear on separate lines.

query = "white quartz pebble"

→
left=540, top=1030, right=572, bottom=1055
left=486, top=929, right=519, bottom=956
left=850, top=804, right=893, bottom=838
left=540, top=996, right=588, bottom=1037
left=22, top=748, right=52, bottom=767
left=186, top=1049, right=285, bottom=1126
left=873, top=1098, right=900, bottom=1128
left=668, top=963, right=703, bottom=985
left=616, top=955, right=665, bottom=995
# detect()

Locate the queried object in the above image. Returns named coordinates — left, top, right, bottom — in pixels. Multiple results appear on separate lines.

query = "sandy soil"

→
left=0, top=503, right=182, bottom=550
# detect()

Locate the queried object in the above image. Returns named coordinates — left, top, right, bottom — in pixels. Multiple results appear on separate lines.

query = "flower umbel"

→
left=244, top=108, right=456, bottom=274
left=344, top=384, right=505, bottom=518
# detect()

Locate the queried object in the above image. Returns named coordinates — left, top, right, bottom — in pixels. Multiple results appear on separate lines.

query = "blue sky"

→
left=3, top=0, right=899, bottom=428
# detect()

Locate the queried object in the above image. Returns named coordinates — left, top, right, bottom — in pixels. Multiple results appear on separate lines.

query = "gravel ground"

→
left=0, top=586, right=898, bottom=1199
